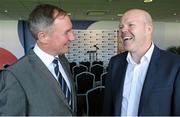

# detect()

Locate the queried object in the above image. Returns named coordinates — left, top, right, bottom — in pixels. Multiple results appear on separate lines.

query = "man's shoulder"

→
left=111, top=51, right=128, bottom=60
left=153, top=47, right=180, bottom=67
left=159, top=48, right=180, bottom=62
left=5, top=50, right=36, bottom=72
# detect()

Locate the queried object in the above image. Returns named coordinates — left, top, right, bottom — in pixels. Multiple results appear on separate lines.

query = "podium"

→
left=87, top=50, right=97, bottom=63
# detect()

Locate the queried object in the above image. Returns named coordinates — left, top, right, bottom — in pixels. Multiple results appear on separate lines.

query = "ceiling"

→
left=0, top=0, right=180, bottom=22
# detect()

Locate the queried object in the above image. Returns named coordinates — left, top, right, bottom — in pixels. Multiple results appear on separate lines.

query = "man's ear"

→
left=146, top=24, right=153, bottom=34
left=37, top=32, right=48, bottom=43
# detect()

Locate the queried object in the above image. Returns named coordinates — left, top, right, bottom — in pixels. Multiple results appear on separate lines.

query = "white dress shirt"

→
left=33, top=44, right=71, bottom=91
left=121, top=43, right=154, bottom=116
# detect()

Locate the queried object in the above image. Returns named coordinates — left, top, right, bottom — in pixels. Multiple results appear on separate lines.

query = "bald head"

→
left=119, top=9, right=154, bottom=59
left=121, top=9, right=153, bottom=25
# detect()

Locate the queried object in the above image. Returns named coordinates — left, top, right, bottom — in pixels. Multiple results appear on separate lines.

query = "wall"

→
left=0, top=21, right=24, bottom=58
left=153, top=22, right=180, bottom=49
left=87, top=21, right=180, bottom=50
left=0, top=20, right=180, bottom=60
left=66, top=30, right=118, bottom=66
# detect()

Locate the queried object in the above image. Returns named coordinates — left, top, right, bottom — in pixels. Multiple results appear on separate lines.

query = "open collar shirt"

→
left=33, top=44, right=71, bottom=90
left=121, top=43, right=154, bottom=116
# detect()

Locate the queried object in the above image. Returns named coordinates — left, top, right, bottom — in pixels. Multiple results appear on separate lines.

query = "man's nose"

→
left=121, top=26, right=128, bottom=32
left=69, top=32, right=75, bottom=41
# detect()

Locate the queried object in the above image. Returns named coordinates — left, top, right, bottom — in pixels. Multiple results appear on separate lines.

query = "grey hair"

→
left=28, top=4, right=67, bottom=39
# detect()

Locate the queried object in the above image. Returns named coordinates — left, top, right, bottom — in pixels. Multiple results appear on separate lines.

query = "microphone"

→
left=93, top=44, right=99, bottom=50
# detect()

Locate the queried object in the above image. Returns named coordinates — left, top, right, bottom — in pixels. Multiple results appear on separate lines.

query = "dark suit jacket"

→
left=103, top=46, right=180, bottom=116
left=0, top=50, right=77, bottom=116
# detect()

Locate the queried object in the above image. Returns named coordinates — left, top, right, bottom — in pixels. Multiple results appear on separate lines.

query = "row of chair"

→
left=69, top=61, right=107, bottom=115
left=85, top=86, right=105, bottom=116
left=71, top=64, right=105, bottom=83
left=77, top=84, right=105, bottom=116
left=70, top=61, right=104, bottom=68
left=69, top=61, right=103, bottom=73
left=75, top=71, right=107, bottom=95
left=75, top=71, right=107, bottom=116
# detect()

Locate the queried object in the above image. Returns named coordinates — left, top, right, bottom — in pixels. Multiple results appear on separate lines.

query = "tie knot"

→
left=52, top=58, right=59, bottom=65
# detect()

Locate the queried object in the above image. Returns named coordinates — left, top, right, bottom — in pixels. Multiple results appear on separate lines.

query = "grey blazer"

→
left=0, top=50, right=77, bottom=116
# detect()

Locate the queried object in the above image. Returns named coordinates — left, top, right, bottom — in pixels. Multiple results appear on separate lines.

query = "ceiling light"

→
left=117, top=13, right=123, bottom=17
left=67, top=12, right=71, bottom=16
left=86, top=10, right=107, bottom=16
left=4, top=10, right=8, bottom=13
left=144, top=0, right=153, bottom=3
left=173, top=13, right=177, bottom=16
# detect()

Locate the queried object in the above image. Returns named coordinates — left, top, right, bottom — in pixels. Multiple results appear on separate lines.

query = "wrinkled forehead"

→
left=120, top=9, right=152, bottom=25
left=120, top=11, right=146, bottom=24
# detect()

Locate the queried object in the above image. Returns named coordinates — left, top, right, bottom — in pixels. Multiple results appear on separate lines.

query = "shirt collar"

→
left=33, top=44, right=56, bottom=66
left=126, top=43, right=154, bottom=64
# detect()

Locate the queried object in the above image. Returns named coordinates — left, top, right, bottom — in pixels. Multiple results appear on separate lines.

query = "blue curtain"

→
left=72, top=20, right=96, bottom=29
left=18, top=20, right=36, bottom=54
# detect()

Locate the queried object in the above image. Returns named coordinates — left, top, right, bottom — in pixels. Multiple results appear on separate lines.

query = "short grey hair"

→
left=28, top=4, right=67, bottom=39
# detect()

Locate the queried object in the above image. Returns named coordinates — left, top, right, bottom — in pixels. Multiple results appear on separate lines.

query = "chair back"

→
left=76, top=71, right=95, bottom=95
left=79, top=61, right=90, bottom=71
left=90, top=64, right=104, bottom=82
left=69, top=62, right=77, bottom=73
left=72, top=64, right=88, bottom=80
left=86, top=86, right=105, bottom=116
left=92, top=61, right=103, bottom=66
left=101, top=72, right=107, bottom=86
left=75, top=71, right=95, bottom=115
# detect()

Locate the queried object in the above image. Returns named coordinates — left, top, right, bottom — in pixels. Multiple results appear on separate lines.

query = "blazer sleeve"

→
left=102, top=61, right=114, bottom=115
left=0, top=70, right=27, bottom=116
left=173, top=67, right=180, bottom=115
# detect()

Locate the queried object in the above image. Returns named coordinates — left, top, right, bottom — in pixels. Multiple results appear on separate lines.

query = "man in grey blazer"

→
left=0, top=4, right=77, bottom=116
left=103, top=9, right=180, bottom=116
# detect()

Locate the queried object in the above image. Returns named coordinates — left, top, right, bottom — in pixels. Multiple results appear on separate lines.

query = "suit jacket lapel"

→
left=28, top=50, right=71, bottom=111
left=59, top=55, right=76, bottom=112
left=138, top=46, right=161, bottom=115
left=113, top=53, right=128, bottom=115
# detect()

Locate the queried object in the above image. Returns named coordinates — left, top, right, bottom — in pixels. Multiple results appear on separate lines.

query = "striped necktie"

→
left=53, top=58, right=72, bottom=107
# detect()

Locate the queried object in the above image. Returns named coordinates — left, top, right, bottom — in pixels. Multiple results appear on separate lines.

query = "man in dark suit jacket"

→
left=103, top=9, right=180, bottom=116
left=0, top=4, right=77, bottom=116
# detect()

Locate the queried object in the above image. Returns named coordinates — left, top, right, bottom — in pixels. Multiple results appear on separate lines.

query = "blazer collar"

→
left=28, top=50, right=74, bottom=112
left=113, top=52, right=128, bottom=115
left=138, top=45, right=161, bottom=115
left=58, top=55, right=77, bottom=112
